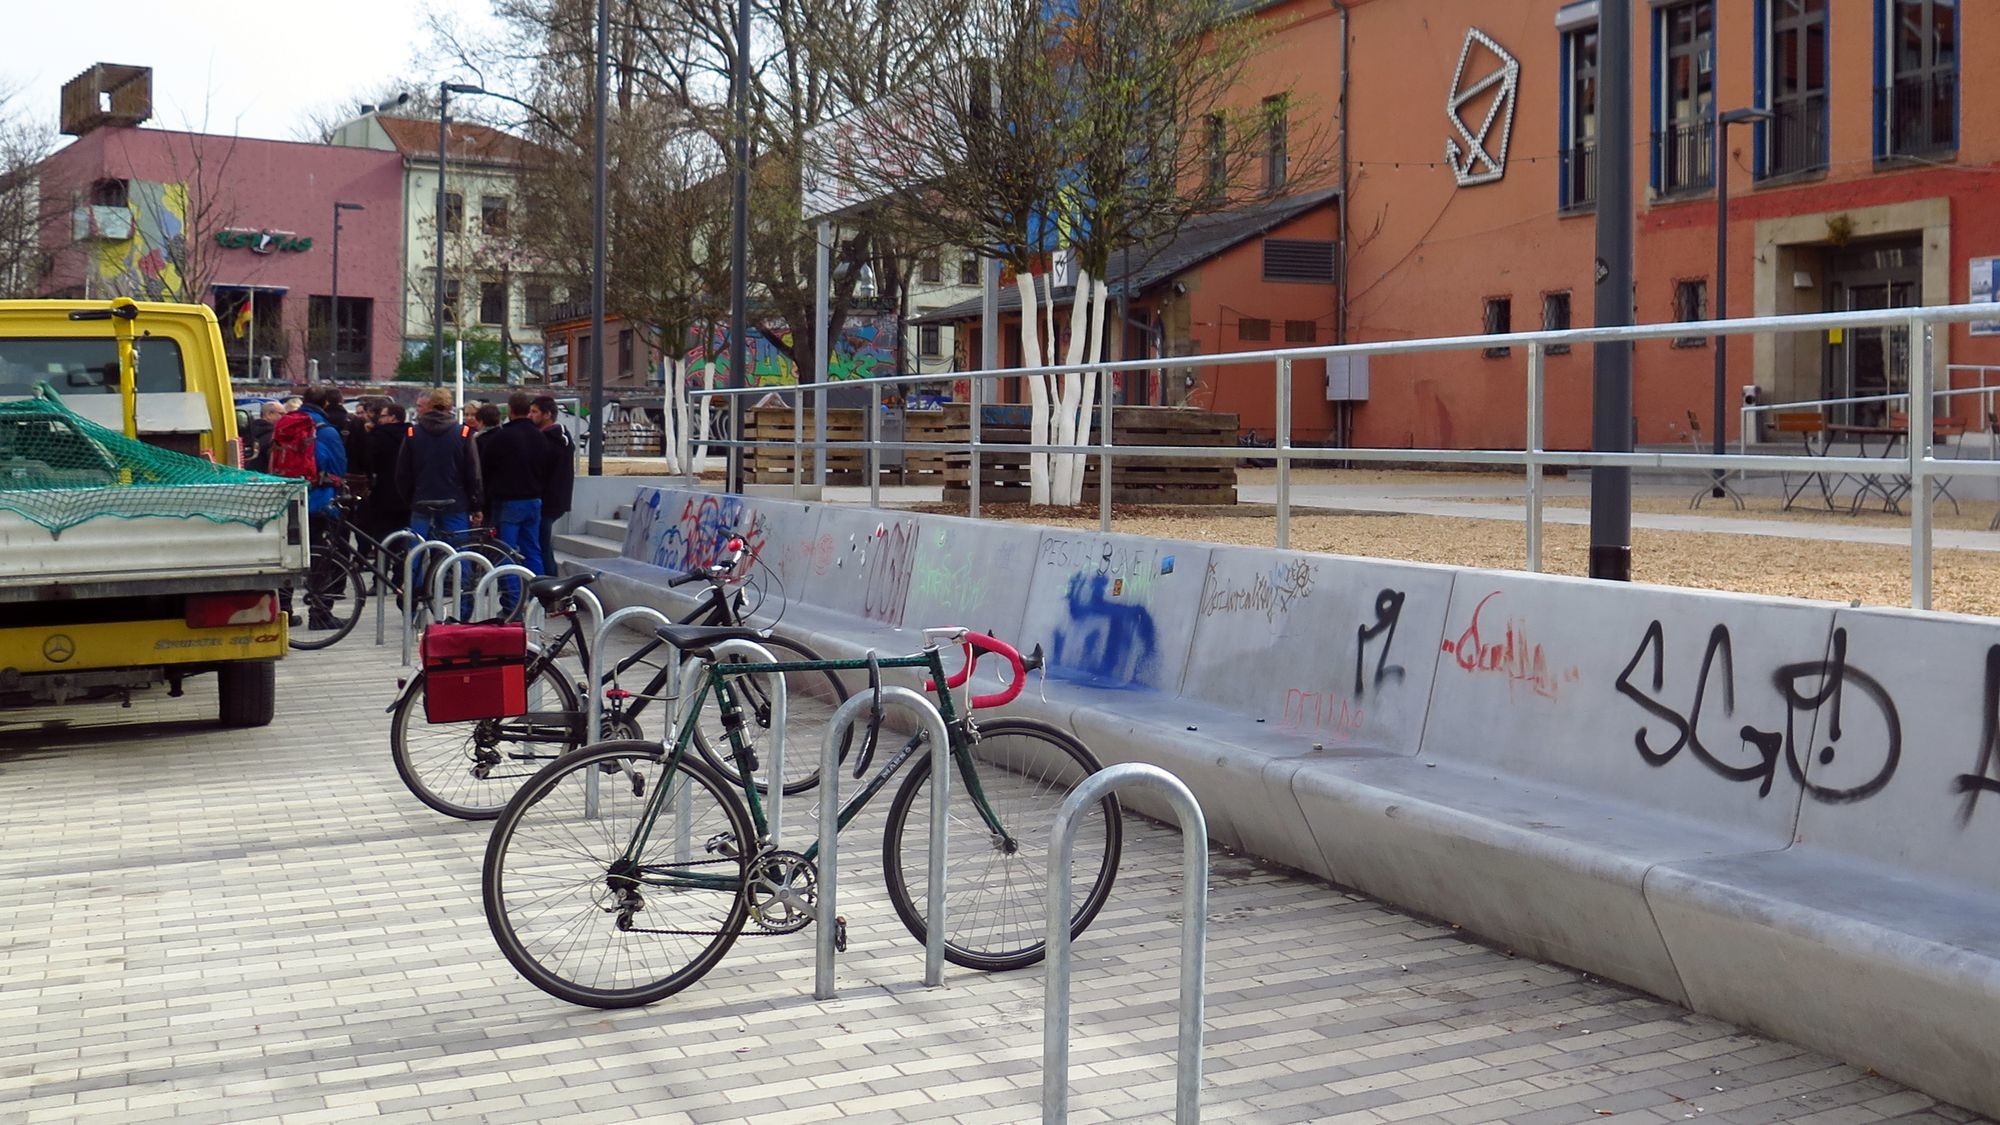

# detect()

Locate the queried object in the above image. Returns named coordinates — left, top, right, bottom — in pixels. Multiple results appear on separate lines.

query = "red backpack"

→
left=267, top=411, right=321, bottom=481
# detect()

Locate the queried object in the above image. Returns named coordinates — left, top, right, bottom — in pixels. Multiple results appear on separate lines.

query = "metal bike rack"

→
left=473, top=564, right=540, bottom=621
left=584, top=606, right=673, bottom=818
left=706, top=639, right=789, bottom=847
left=375, top=529, right=422, bottom=646
left=1044, top=763, right=1207, bottom=1125
left=815, top=683, right=952, bottom=999
left=399, top=540, right=460, bottom=666
left=427, top=550, right=495, bottom=623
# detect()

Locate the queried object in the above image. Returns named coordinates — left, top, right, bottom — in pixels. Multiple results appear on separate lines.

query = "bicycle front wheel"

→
left=689, top=633, right=852, bottom=796
left=484, top=741, right=753, bottom=1008
left=881, top=717, right=1122, bottom=971
left=287, top=549, right=367, bottom=650
left=390, top=656, right=582, bottom=819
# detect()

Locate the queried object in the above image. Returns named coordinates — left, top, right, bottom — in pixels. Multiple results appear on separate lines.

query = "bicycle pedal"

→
left=834, top=915, right=848, bottom=953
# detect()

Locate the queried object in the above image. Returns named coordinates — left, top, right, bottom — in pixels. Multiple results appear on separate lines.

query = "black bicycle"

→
left=387, top=543, right=851, bottom=819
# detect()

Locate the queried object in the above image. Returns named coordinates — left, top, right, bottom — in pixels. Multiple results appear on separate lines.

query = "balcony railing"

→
left=1877, top=71, right=1957, bottom=159
left=1560, top=141, right=1597, bottom=209
left=1653, top=117, right=1714, bottom=195
left=1765, top=96, right=1828, bottom=177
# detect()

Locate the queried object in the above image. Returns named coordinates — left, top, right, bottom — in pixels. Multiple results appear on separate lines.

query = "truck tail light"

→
left=186, top=591, right=278, bottom=628
left=224, top=437, right=243, bottom=467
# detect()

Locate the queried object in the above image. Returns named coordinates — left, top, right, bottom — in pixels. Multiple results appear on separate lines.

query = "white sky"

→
left=2, top=0, right=507, bottom=144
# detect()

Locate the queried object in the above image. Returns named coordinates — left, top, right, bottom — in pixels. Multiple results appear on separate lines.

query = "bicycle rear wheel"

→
left=484, top=741, right=753, bottom=1008
left=688, top=633, right=852, bottom=796
left=287, top=549, right=367, bottom=650
left=390, top=656, right=582, bottom=819
left=881, top=717, right=1122, bottom=971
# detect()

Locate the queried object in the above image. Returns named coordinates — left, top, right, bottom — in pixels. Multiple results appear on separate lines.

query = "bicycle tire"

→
left=484, top=740, right=753, bottom=1008
left=880, top=717, right=1122, bottom=971
left=685, top=631, right=853, bottom=796
left=286, top=549, right=367, bottom=650
left=390, top=655, right=583, bottom=819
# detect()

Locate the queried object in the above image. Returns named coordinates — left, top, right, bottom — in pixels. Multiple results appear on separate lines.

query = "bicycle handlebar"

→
left=924, top=629, right=1030, bottom=709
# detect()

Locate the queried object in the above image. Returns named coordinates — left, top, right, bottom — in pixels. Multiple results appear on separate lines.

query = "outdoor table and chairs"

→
left=1775, top=409, right=1965, bottom=518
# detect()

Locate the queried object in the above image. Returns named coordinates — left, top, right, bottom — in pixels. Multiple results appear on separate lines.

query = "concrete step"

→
left=585, top=517, right=628, bottom=541
left=553, top=532, right=623, bottom=561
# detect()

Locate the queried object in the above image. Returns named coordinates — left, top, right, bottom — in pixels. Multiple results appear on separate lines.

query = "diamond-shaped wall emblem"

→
left=1445, top=28, right=1520, bottom=187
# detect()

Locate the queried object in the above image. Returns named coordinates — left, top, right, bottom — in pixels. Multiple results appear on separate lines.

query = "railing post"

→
left=1044, top=763, right=1206, bottom=1124
left=1526, top=342, right=1545, bottom=573
left=817, top=683, right=951, bottom=998
left=792, top=384, right=804, bottom=492
left=869, top=380, right=882, bottom=509
left=969, top=372, right=983, bottom=519
left=1098, top=370, right=1114, bottom=533
left=1275, top=358, right=1292, bottom=551
left=1911, top=315, right=1934, bottom=611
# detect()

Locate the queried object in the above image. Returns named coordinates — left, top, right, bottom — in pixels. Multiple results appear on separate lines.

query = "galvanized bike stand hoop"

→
left=473, top=564, right=541, bottom=623
left=399, top=540, right=461, bottom=667
left=375, top=529, right=422, bottom=646
left=585, top=606, right=675, bottom=818
left=428, top=549, right=495, bottom=624
left=1044, top=763, right=1207, bottom=1124
left=815, top=681, right=952, bottom=999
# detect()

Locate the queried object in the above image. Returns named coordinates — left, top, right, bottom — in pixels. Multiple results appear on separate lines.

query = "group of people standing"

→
left=242, top=386, right=576, bottom=578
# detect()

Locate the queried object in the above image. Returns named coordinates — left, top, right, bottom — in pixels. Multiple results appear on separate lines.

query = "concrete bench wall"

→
left=577, top=487, right=2000, bottom=1117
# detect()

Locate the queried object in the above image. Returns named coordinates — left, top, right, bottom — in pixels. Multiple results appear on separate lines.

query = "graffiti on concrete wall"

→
left=627, top=490, right=769, bottom=574
left=685, top=315, right=894, bottom=387
left=1040, top=535, right=1175, bottom=690
left=1440, top=591, right=1578, bottom=701
left=826, top=519, right=918, bottom=627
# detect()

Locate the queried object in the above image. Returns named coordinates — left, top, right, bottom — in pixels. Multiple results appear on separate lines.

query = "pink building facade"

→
left=39, top=127, right=406, bottom=382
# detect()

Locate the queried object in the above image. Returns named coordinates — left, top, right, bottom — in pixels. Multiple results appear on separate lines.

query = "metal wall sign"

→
left=1445, top=28, right=1520, bottom=187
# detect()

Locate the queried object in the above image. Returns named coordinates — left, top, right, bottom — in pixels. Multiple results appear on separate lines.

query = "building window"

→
left=525, top=281, right=551, bottom=324
left=441, top=278, right=461, bottom=325
left=958, top=256, right=979, bottom=286
left=1653, top=1, right=1715, bottom=194
left=478, top=281, right=506, bottom=326
left=919, top=255, right=942, bottom=284
left=441, top=191, right=464, bottom=233
left=1543, top=291, right=1572, bottom=354
left=1205, top=113, right=1228, bottom=196
left=1238, top=316, right=1271, bottom=342
left=88, top=178, right=128, bottom=207
left=618, top=328, right=634, bottom=376
left=309, top=296, right=374, bottom=370
left=1764, top=0, right=1829, bottom=177
left=1878, top=0, right=1957, bottom=159
left=1560, top=22, right=1598, bottom=209
left=481, top=195, right=509, bottom=236
left=1673, top=278, right=1709, bottom=347
left=1483, top=297, right=1512, bottom=358
left=920, top=324, right=943, bottom=357
left=1282, top=320, right=1317, bottom=344
left=1262, top=95, right=1288, bottom=192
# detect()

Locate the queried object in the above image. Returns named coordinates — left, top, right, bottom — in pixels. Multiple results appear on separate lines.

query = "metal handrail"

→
left=814, top=683, right=951, bottom=997
left=690, top=302, right=2000, bottom=611
left=1044, top=763, right=1207, bottom=1124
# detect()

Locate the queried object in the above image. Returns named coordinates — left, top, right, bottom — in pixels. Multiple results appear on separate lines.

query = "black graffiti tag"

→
left=1953, top=644, right=2000, bottom=824
left=1614, top=623, right=1898, bottom=804
left=1354, top=588, right=1407, bottom=699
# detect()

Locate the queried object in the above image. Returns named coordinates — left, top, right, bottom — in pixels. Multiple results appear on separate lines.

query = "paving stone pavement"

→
left=0, top=632, right=1989, bottom=1124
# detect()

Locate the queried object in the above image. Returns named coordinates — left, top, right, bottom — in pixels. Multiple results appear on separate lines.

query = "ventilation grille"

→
left=1263, top=238, right=1336, bottom=283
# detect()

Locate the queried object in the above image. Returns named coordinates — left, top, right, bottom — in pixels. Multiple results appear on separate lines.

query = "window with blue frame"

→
left=1878, top=0, right=1957, bottom=159
left=1654, top=0, right=1715, bottom=195
left=1762, top=0, right=1829, bottom=177
left=1559, top=17, right=1598, bottom=210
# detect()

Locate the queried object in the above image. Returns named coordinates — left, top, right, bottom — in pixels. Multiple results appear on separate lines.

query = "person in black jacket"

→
left=478, top=391, right=549, bottom=574
left=358, top=401, right=410, bottom=542
left=530, top=395, right=576, bottom=576
left=242, top=401, right=283, bottom=472
left=395, top=388, right=484, bottom=541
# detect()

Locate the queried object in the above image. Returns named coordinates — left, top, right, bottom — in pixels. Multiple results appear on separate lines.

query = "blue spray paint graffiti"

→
left=624, top=490, right=769, bottom=572
left=1050, top=572, right=1160, bottom=690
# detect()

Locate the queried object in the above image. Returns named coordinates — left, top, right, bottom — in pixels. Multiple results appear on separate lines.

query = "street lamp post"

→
left=1703, top=105, right=1774, bottom=505
left=329, top=201, right=364, bottom=380
left=435, top=81, right=486, bottom=387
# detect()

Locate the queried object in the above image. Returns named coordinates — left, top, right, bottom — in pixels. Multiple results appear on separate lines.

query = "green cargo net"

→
left=0, top=389, right=302, bottom=536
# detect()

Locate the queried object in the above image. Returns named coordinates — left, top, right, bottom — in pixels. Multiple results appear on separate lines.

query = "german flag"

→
left=231, top=292, right=253, bottom=339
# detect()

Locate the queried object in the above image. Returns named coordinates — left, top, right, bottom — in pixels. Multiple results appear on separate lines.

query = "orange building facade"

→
left=1209, top=0, right=2000, bottom=449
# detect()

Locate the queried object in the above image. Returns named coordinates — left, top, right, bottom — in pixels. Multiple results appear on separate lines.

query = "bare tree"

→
left=0, top=80, right=56, bottom=299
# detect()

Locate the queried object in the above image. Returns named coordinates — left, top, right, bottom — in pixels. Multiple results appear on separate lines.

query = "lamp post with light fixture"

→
left=329, top=201, right=363, bottom=379
left=1702, top=105, right=1774, bottom=505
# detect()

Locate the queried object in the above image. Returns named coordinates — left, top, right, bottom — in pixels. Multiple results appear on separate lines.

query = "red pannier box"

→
left=421, top=622, right=529, bottom=723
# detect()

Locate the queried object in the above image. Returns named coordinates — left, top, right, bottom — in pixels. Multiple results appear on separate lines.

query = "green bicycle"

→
left=481, top=625, right=1124, bottom=1008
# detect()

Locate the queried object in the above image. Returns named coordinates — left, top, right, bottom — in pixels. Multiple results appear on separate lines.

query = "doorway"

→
left=1823, top=238, right=1920, bottom=426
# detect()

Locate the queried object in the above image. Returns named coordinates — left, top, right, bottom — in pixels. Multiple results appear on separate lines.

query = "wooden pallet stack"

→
left=745, top=406, right=872, bottom=483
left=917, top=404, right=1238, bottom=505
left=602, top=413, right=663, bottom=456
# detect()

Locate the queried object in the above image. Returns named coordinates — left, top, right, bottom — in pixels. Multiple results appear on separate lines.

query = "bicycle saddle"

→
left=654, top=623, right=772, bottom=656
left=528, top=572, right=597, bottom=605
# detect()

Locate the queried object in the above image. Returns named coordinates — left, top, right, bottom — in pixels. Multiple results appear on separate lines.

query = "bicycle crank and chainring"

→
left=746, top=850, right=818, bottom=934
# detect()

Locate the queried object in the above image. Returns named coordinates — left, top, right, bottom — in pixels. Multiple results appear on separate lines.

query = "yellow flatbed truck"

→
left=0, top=299, right=306, bottom=727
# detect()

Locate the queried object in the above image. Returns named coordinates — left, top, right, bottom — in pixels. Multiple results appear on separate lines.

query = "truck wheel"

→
left=217, top=661, right=277, bottom=728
